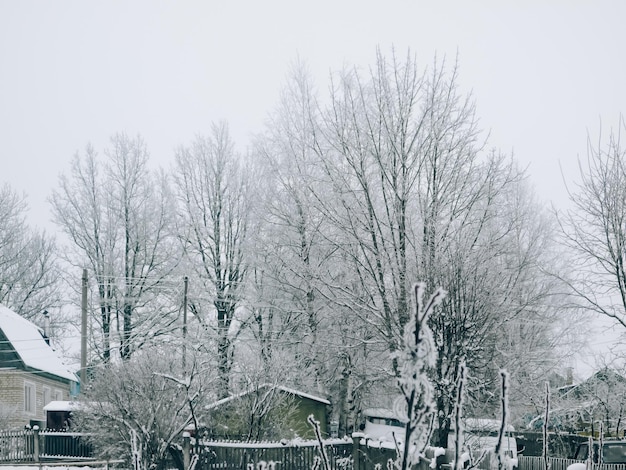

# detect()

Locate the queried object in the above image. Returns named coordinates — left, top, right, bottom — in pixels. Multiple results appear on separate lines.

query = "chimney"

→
left=42, top=310, right=50, bottom=345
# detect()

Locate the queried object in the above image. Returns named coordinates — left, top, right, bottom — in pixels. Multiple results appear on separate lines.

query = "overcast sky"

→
left=1, top=1, right=625, bottom=376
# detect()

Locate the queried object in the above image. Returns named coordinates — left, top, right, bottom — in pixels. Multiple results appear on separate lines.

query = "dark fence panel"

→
left=41, top=430, right=94, bottom=459
left=0, top=428, right=94, bottom=463
left=518, top=455, right=626, bottom=470
left=194, top=439, right=445, bottom=470
left=0, top=429, right=35, bottom=462
left=194, top=440, right=353, bottom=470
left=516, top=432, right=588, bottom=458
left=355, top=444, right=394, bottom=470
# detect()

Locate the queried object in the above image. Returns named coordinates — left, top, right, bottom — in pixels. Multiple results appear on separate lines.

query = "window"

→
left=43, top=386, right=51, bottom=406
left=53, top=389, right=63, bottom=401
left=24, top=381, right=35, bottom=414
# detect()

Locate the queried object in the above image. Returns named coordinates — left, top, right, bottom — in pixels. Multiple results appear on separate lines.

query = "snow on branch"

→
left=393, top=282, right=445, bottom=470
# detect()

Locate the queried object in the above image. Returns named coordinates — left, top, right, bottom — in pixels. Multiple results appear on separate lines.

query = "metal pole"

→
left=80, top=268, right=88, bottom=388
left=183, top=276, right=188, bottom=372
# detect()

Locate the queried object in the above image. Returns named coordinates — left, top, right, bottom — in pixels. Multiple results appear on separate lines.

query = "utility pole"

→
left=182, top=275, right=188, bottom=373
left=80, top=268, right=88, bottom=388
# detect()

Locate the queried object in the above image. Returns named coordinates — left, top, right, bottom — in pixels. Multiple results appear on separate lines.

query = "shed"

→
left=43, top=400, right=81, bottom=430
left=203, top=384, right=330, bottom=441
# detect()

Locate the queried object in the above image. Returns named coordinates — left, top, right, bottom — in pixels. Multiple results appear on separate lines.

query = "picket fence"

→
left=517, top=456, right=626, bottom=470
left=3, top=429, right=626, bottom=470
left=187, top=439, right=354, bottom=470
left=0, top=427, right=93, bottom=463
left=182, top=437, right=441, bottom=470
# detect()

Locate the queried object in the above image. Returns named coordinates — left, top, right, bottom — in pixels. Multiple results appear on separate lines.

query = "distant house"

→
left=558, top=367, right=626, bottom=435
left=202, top=384, right=330, bottom=441
left=528, top=368, right=626, bottom=436
left=0, top=304, right=78, bottom=429
left=558, top=367, right=626, bottom=399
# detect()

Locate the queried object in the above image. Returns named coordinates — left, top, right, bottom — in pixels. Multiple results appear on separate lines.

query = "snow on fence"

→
left=7, top=429, right=603, bottom=470
left=518, top=456, right=626, bottom=470
left=185, top=437, right=443, bottom=470
left=0, top=428, right=35, bottom=462
left=0, top=427, right=93, bottom=463
left=189, top=438, right=354, bottom=470
left=40, top=429, right=94, bottom=459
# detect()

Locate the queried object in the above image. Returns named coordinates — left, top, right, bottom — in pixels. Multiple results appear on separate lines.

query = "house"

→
left=201, top=384, right=330, bottom=441
left=527, top=368, right=626, bottom=436
left=558, top=367, right=626, bottom=435
left=0, top=304, right=78, bottom=429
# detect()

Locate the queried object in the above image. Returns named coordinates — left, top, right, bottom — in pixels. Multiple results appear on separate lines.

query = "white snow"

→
left=429, top=447, right=447, bottom=469
left=205, top=383, right=330, bottom=410
left=43, top=400, right=82, bottom=412
left=276, top=385, right=330, bottom=405
left=0, top=304, right=77, bottom=382
left=432, top=447, right=446, bottom=458
left=463, top=418, right=515, bottom=433
left=362, top=421, right=405, bottom=443
left=362, top=407, right=407, bottom=421
left=566, top=463, right=586, bottom=470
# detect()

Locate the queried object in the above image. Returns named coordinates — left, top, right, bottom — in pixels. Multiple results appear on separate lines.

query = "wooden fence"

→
left=5, top=429, right=626, bottom=470
left=0, top=428, right=36, bottom=462
left=186, top=436, right=444, bottom=470
left=188, top=439, right=353, bottom=470
left=40, top=429, right=94, bottom=459
left=518, top=456, right=626, bottom=470
left=0, top=427, right=93, bottom=463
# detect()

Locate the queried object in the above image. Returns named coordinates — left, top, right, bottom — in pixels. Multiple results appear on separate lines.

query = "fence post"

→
left=352, top=432, right=364, bottom=470
left=33, top=426, right=40, bottom=463
left=183, top=431, right=190, bottom=470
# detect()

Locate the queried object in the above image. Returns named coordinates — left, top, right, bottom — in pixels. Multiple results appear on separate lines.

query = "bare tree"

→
left=256, top=64, right=327, bottom=386
left=555, top=367, right=626, bottom=436
left=52, top=144, right=116, bottom=362
left=253, top=62, right=391, bottom=434
left=51, top=134, right=180, bottom=363
left=394, top=283, right=443, bottom=470
left=74, top=346, right=212, bottom=470
left=0, top=184, right=61, bottom=321
left=174, top=122, right=251, bottom=398
left=288, top=49, right=564, bottom=447
left=559, top=118, right=626, bottom=330
left=310, top=51, right=468, bottom=432
left=253, top=62, right=341, bottom=392
left=105, top=135, right=180, bottom=359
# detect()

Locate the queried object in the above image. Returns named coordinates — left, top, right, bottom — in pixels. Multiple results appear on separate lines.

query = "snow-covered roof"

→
left=276, top=385, right=330, bottom=405
left=206, top=384, right=330, bottom=410
left=463, top=418, right=515, bottom=433
left=363, top=420, right=406, bottom=445
left=362, top=407, right=405, bottom=420
left=0, top=304, right=77, bottom=383
left=43, top=400, right=82, bottom=412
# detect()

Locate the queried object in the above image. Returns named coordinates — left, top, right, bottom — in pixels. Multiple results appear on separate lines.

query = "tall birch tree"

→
left=287, top=50, right=563, bottom=446
left=51, top=134, right=179, bottom=363
left=254, top=64, right=332, bottom=389
left=174, top=122, right=251, bottom=398
left=0, top=184, right=60, bottom=321
left=559, top=118, right=626, bottom=331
